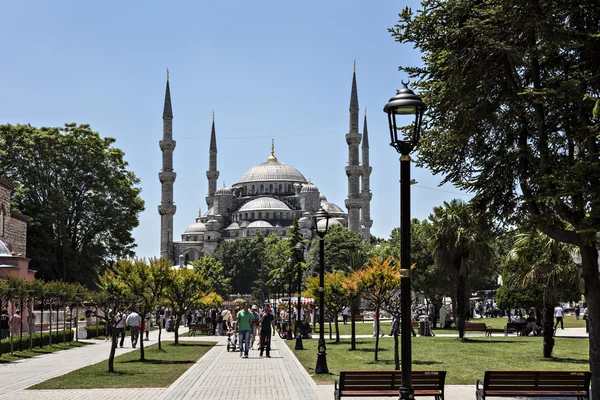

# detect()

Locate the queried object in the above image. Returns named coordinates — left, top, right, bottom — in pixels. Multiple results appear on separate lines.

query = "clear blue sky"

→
left=1, top=1, right=472, bottom=259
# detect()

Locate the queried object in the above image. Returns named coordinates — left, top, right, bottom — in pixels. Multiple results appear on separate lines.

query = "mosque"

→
left=158, top=69, right=372, bottom=264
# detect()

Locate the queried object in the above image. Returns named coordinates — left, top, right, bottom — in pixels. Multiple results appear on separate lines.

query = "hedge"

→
left=84, top=323, right=107, bottom=339
left=0, top=329, right=74, bottom=354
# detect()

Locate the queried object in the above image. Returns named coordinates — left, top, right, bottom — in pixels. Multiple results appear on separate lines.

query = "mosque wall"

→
left=0, top=178, right=27, bottom=257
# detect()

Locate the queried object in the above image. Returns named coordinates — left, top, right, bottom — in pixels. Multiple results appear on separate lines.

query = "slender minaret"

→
left=158, top=70, right=177, bottom=260
left=345, top=61, right=363, bottom=235
left=206, top=112, right=219, bottom=209
left=361, top=108, right=373, bottom=242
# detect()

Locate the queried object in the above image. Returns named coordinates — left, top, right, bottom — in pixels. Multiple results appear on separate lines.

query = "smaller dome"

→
left=240, top=220, right=250, bottom=228
left=216, top=183, right=232, bottom=196
left=206, top=219, right=219, bottom=230
left=247, top=220, right=273, bottom=228
left=319, top=193, right=327, bottom=201
left=317, top=218, right=342, bottom=231
left=184, top=222, right=206, bottom=234
left=204, top=207, right=215, bottom=217
left=301, top=181, right=319, bottom=193
left=327, top=202, right=345, bottom=214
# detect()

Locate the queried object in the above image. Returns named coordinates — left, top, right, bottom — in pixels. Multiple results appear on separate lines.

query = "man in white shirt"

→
left=554, top=304, right=564, bottom=330
left=126, top=311, right=142, bottom=348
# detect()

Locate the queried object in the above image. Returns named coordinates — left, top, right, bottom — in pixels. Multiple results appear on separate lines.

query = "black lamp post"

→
left=294, top=242, right=306, bottom=350
left=313, top=207, right=330, bottom=374
left=383, top=81, right=426, bottom=400
left=286, top=257, right=294, bottom=340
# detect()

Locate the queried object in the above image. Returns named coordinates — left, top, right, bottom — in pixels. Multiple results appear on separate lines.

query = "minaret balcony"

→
left=361, top=166, right=372, bottom=176
left=206, top=171, right=220, bottom=180
left=361, top=191, right=373, bottom=201
left=159, top=171, right=177, bottom=184
left=158, top=204, right=177, bottom=215
left=345, top=198, right=363, bottom=209
left=159, top=140, right=177, bottom=151
left=345, top=165, right=362, bottom=176
left=345, top=132, right=362, bottom=146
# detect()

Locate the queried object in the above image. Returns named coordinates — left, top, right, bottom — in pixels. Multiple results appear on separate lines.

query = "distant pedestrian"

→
left=116, top=313, right=127, bottom=347
left=0, top=310, right=9, bottom=339
left=258, top=304, right=275, bottom=358
left=575, top=304, right=580, bottom=320
left=553, top=304, right=564, bottom=331
left=342, top=306, right=349, bottom=325
left=126, top=311, right=142, bottom=348
left=144, top=314, right=150, bottom=341
left=583, top=304, right=589, bottom=333
left=250, top=305, right=259, bottom=350
left=236, top=303, right=253, bottom=358
left=10, top=310, right=21, bottom=337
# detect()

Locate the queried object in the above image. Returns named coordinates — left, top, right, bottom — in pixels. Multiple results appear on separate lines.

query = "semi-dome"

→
left=317, top=218, right=342, bottom=230
left=184, top=222, right=206, bottom=234
left=326, top=202, right=345, bottom=214
left=224, top=222, right=240, bottom=230
left=247, top=220, right=273, bottom=228
left=239, top=197, right=291, bottom=212
left=237, top=161, right=307, bottom=184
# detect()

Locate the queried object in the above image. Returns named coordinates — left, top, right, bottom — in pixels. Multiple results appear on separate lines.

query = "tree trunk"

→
left=580, top=243, right=600, bottom=398
left=108, top=329, right=117, bottom=373
left=394, top=329, right=400, bottom=370
left=350, top=304, right=357, bottom=350
left=334, top=314, right=340, bottom=343
left=374, top=306, right=380, bottom=361
left=542, top=286, right=555, bottom=358
left=456, top=266, right=468, bottom=340
left=174, top=314, right=180, bottom=345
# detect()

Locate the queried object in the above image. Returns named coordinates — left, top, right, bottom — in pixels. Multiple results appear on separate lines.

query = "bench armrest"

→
left=334, top=378, right=339, bottom=391
left=476, top=379, right=484, bottom=390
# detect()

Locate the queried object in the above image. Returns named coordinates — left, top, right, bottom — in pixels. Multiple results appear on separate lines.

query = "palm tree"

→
left=429, top=199, right=494, bottom=339
left=508, top=230, right=577, bottom=357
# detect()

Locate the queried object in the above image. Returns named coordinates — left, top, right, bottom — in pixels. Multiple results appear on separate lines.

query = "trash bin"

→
left=419, top=316, right=432, bottom=336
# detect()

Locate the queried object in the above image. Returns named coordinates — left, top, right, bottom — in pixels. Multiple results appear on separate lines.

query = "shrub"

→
left=0, top=329, right=74, bottom=354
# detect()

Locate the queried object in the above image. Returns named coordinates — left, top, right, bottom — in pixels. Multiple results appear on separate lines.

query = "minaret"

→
left=361, top=108, right=373, bottom=242
left=206, top=112, right=219, bottom=209
left=158, top=70, right=177, bottom=261
left=344, top=61, right=363, bottom=235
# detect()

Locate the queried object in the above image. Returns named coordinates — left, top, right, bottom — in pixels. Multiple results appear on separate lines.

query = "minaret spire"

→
left=361, top=107, right=372, bottom=242
left=206, top=113, right=220, bottom=209
left=345, top=62, right=363, bottom=236
left=158, top=72, right=177, bottom=261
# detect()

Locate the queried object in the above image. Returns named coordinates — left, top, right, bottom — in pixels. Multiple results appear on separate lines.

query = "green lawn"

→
left=30, top=341, right=215, bottom=389
left=288, top=336, right=590, bottom=385
left=317, top=315, right=585, bottom=337
left=0, top=342, right=89, bottom=363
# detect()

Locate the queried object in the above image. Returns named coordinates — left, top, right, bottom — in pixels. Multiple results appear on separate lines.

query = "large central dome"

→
left=236, top=141, right=307, bottom=184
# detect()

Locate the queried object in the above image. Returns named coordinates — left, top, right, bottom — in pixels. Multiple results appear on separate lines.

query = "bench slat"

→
left=479, top=370, right=590, bottom=399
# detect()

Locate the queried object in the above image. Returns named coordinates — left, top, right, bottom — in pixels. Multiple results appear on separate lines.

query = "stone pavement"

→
left=0, top=326, right=590, bottom=400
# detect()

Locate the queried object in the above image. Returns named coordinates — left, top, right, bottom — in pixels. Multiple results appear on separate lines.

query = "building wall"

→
left=0, top=178, right=27, bottom=257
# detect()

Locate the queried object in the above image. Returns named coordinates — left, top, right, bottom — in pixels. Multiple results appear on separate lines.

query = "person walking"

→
left=236, top=303, right=253, bottom=358
left=553, top=304, right=564, bottom=331
left=126, top=311, right=142, bottom=348
left=10, top=310, right=21, bottom=337
left=342, top=306, right=349, bottom=325
left=116, top=313, right=127, bottom=347
left=0, top=310, right=10, bottom=339
left=258, top=304, right=276, bottom=358
left=250, top=305, right=259, bottom=350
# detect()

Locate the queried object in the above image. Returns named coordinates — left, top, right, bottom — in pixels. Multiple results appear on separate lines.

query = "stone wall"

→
left=0, top=178, right=27, bottom=256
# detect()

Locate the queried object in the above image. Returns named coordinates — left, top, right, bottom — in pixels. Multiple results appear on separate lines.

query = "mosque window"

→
left=260, top=184, right=264, bottom=193
left=251, top=212, right=255, bottom=219
left=258, top=212, right=262, bottom=219
left=278, top=184, right=282, bottom=193
left=288, top=184, right=292, bottom=192
left=244, top=213, right=248, bottom=219
left=0, top=206, right=5, bottom=237
left=266, top=212, right=269, bottom=219
left=251, top=185, right=255, bottom=193
left=269, top=184, right=273, bottom=193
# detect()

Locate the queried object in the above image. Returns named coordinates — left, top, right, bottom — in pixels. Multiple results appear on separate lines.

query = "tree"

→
left=146, top=257, right=174, bottom=350
left=214, top=233, right=266, bottom=295
left=390, top=1, right=600, bottom=388
left=305, top=224, right=366, bottom=277
left=192, top=255, right=231, bottom=298
left=0, top=123, right=144, bottom=287
left=305, top=271, right=347, bottom=342
left=508, top=230, right=578, bottom=357
left=341, top=247, right=369, bottom=350
left=164, top=268, right=211, bottom=345
left=429, top=200, right=495, bottom=339
left=354, top=257, right=400, bottom=361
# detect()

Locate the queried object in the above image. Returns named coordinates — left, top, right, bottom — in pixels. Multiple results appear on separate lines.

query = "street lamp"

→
left=294, top=242, right=306, bottom=350
left=286, top=257, right=294, bottom=340
left=383, top=81, right=426, bottom=400
left=313, top=207, right=330, bottom=374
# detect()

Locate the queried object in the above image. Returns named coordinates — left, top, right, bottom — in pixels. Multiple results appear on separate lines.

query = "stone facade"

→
left=0, top=178, right=28, bottom=257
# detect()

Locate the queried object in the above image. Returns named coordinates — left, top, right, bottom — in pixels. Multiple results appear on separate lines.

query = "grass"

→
left=30, top=341, right=215, bottom=389
left=317, top=315, right=586, bottom=337
left=0, top=341, right=90, bottom=363
left=288, top=335, right=590, bottom=385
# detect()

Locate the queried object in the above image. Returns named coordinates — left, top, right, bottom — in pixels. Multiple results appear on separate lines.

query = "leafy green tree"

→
left=390, top=0, right=600, bottom=386
left=305, top=224, right=366, bottom=276
left=341, top=247, right=369, bottom=350
left=192, top=254, right=231, bottom=298
left=508, top=231, right=578, bottom=357
left=0, top=123, right=144, bottom=286
left=164, top=268, right=211, bottom=345
left=306, top=271, right=347, bottom=343
left=429, top=200, right=495, bottom=339
left=147, top=257, right=174, bottom=349
left=214, top=232, right=266, bottom=295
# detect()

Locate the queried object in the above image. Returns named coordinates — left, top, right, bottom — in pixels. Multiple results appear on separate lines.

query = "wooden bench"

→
left=465, top=322, right=493, bottom=336
left=188, top=323, right=212, bottom=336
left=335, top=370, right=446, bottom=400
left=476, top=370, right=591, bottom=400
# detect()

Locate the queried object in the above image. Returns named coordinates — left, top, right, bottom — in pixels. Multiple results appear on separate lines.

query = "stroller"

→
left=226, top=321, right=238, bottom=352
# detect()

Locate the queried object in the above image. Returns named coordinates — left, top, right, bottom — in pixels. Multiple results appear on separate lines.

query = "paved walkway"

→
left=0, top=326, right=590, bottom=400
